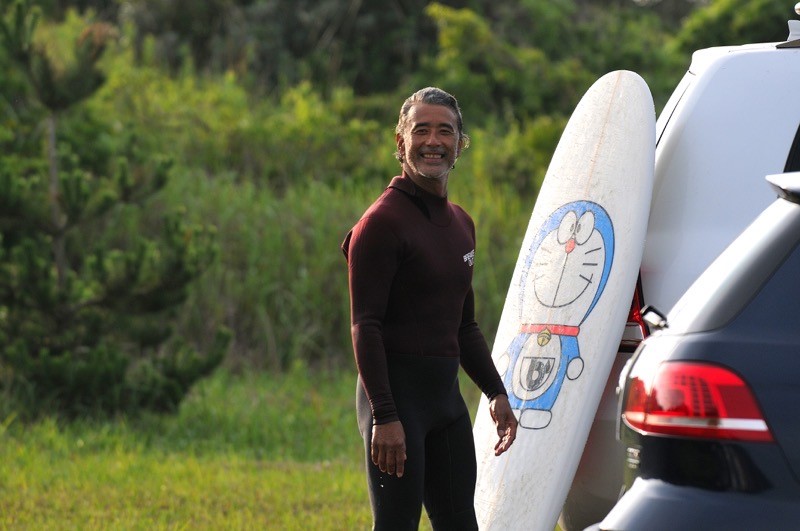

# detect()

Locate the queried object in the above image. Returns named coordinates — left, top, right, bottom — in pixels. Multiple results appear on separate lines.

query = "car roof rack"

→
left=766, top=172, right=800, bottom=204
left=777, top=16, right=800, bottom=48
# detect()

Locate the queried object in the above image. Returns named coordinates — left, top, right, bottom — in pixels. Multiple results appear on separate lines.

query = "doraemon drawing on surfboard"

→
left=497, top=201, right=614, bottom=429
left=472, top=70, right=656, bottom=531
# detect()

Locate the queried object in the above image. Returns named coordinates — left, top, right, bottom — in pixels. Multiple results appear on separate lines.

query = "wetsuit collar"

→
left=388, top=175, right=416, bottom=196
left=388, top=175, right=451, bottom=226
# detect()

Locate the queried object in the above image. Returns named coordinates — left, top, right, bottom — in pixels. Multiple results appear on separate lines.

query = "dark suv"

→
left=598, top=172, right=800, bottom=530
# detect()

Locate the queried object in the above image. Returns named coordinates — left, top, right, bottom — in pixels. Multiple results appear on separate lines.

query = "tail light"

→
left=622, top=361, right=774, bottom=442
left=620, top=277, right=648, bottom=352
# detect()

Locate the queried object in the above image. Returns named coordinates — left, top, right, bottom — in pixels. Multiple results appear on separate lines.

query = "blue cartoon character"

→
left=497, top=201, right=614, bottom=429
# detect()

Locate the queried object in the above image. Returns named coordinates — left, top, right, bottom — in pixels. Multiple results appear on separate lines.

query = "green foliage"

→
left=225, top=83, right=395, bottom=190
left=572, top=4, right=685, bottom=105
left=3, top=0, right=791, bottom=409
left=93, top=50, right=397, bottom=190
left=488, top=0, right=579, bottom=56
left=122, top=0, right=444, bottom=95
left=421, top=3, right=596, bottom=123
left=4, top=0, right=695, bottom=382
left=0, top=2, right=225, bottom=418
left=90, top=52, right=252, bottom=175
left=0, top=0, right=109, bottom=111
left=674, top=0, right=794, bottom=53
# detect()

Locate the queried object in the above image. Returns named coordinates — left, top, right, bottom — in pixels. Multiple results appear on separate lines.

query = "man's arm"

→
left=344, top=215, right=408, bottom=476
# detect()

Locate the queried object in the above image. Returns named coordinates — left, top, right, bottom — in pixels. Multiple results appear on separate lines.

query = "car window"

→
left=784, top=122, right=800, bottom=172
left=729, top=238, right=800, bottom=335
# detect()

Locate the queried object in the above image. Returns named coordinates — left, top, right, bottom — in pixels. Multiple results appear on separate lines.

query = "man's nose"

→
left=425, top=132, right=442, bottom=145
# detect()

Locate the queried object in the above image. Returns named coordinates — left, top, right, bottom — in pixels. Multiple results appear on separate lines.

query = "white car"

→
left=560, top=15, right=800, bottom=531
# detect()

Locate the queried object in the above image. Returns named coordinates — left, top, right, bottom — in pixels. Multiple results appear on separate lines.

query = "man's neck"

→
left=405, top=171, right=448, bottom=198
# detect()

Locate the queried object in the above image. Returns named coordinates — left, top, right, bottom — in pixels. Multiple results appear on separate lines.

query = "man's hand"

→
left=371, top=420, right=407, bottom=477
left=489, top=394, right=517, bottom=456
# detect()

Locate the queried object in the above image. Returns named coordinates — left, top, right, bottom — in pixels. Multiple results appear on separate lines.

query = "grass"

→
left=0, top=366, right=444, bottom=530
left=1, top=446, right=370, bottom=529
left=4, top=365, right=570, bottom=529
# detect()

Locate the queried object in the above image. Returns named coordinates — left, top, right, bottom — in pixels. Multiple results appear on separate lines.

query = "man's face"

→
left=396, top=103, right=462, bottom=182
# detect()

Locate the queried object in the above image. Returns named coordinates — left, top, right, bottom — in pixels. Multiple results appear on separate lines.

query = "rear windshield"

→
left=784, top=121, right=800, bottom=172
left=730, top=238, right=800, bottom=336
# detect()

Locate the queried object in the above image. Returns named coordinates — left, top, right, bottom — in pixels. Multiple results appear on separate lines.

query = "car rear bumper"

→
left=599, top=477, right=800, bottom=530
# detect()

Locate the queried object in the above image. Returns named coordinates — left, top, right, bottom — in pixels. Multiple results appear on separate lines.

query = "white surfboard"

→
left=473, top=70, right=655, bottom=530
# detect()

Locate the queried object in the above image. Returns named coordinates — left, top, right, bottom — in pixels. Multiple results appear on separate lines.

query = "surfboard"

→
left=472, top=70, right=655, bottom=530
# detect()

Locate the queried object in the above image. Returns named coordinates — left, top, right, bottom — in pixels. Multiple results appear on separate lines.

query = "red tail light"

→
left=620, top=278, right=648, bottom=351
left=622, top=361, right=774, bottom=442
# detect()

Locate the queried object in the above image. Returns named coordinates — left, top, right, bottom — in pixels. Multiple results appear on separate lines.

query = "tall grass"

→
left=0, top=365, right=365, bottom=467
left=135, top=362, right=362, bottom=460
left=162, top=173, right=378, bottom=372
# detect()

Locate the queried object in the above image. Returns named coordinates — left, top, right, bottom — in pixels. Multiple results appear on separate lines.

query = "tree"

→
left=122, top=0, right=476, bottom=95
left=420, top=3, right=596, bottom=124
left=674, top=0, right=794, bottom=53
left=0, top=0, right=227, bottom=418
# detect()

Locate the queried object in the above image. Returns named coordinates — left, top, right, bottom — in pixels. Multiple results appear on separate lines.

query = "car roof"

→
left=688, top=19, right=800, bottom=73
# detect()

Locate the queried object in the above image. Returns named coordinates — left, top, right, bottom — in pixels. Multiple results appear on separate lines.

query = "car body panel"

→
left=601, top=477, right=800, bottom=531
left=601, top=175, right=800, bottom=529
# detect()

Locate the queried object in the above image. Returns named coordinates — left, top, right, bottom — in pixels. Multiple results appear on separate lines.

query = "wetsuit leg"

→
left=358, top=378, right=425, bottom=531
left=423, top=412, right=479, bottom=531
left=356, top=356, right=475, bottom=530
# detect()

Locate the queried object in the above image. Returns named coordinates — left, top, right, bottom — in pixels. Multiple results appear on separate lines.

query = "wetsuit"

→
left=342, top=175, right=506, bottom=530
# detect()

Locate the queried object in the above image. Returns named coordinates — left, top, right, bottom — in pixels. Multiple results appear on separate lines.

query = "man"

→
left=342, top=87, right=517, bottom=530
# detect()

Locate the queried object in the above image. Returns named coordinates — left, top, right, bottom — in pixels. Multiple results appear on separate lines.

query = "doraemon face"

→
left=519, top=201, right=614, bottom=325
left=532, top=210, right=605, bottom=308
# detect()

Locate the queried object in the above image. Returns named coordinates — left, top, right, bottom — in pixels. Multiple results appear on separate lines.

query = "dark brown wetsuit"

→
left=342, top=175, right=506, bottom=530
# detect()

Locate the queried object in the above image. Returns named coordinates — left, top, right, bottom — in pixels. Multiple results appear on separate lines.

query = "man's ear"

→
left=456, top=136, right=465, bottom=158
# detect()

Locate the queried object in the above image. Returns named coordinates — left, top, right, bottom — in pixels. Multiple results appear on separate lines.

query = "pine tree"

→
left=0, top=0, right=228, bottom=418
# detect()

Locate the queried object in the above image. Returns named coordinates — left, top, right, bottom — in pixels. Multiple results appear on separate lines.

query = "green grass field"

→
left=0, top=366, right=563, bottom=530
left=0, top=367, right=449, bottom=529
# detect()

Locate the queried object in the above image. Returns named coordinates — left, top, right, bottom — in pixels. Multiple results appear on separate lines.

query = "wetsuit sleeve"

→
left=458, top=287, right=507, bottom=400
left=343, top=215, right=400, bottom=425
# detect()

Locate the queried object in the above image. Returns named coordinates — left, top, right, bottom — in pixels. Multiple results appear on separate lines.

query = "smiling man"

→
left=342, top=87, right=517, bottom=530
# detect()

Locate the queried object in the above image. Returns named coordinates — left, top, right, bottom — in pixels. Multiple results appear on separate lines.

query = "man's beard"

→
left=409, top=151, right=454, bottom=179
